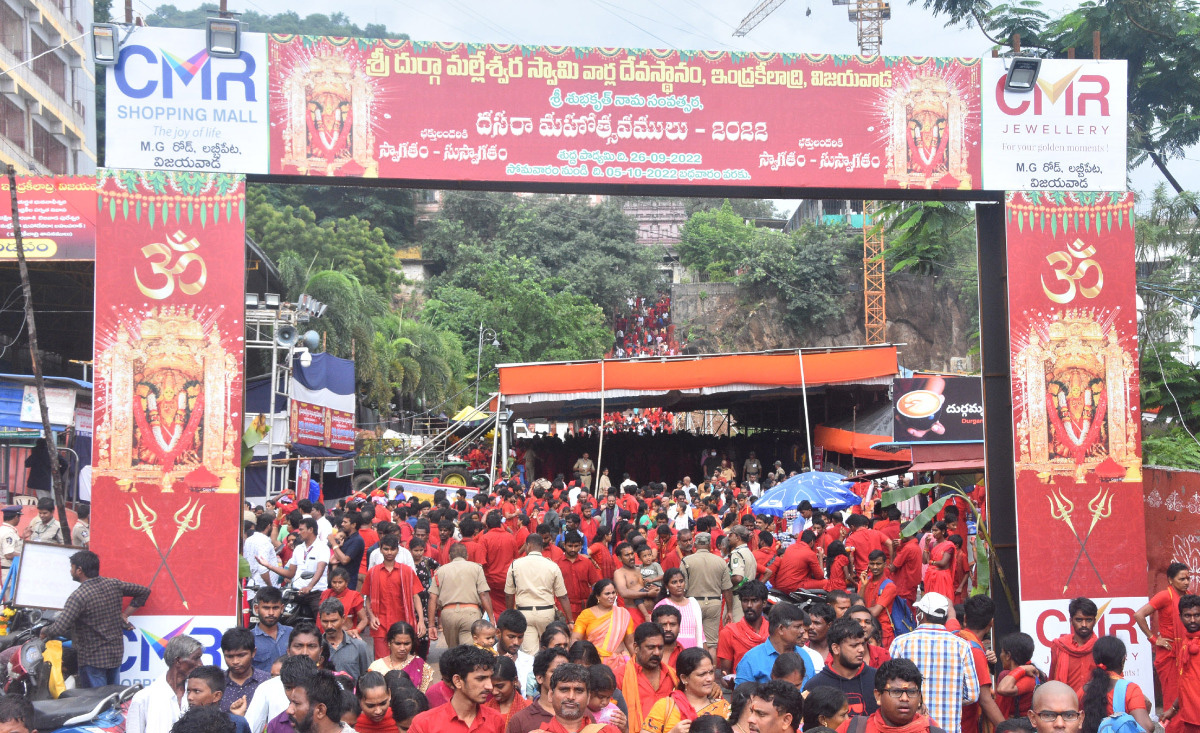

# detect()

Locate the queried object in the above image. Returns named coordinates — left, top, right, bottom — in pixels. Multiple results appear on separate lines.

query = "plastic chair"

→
left=13, top=496, right=36, bottom=506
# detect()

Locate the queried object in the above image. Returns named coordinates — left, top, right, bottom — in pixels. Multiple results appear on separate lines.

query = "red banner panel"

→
left=0, top=176, right=96, bottom=260
left=329, top=410, right=354, bottom=452
left=291, top=401, right=325, bottom=446
left=91, top=170, right=246, bottom=617
left=1005, top=191, right=1143, bottom=600
left=1144, top=467, right=1200, bottom=597
left=268, top=37, right=981, bottom=190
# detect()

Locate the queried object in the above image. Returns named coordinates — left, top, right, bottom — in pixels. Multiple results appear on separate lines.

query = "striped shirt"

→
left=889, top=623, right=980, bottom=733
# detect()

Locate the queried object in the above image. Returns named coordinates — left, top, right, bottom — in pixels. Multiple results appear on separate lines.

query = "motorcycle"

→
left=8, top=629, right=76, bottom=699
left=32, top=683, right=140, bottom=733
left=247, top=570, right=315, bottom=628
left=766, top=587, right=829, bottom=614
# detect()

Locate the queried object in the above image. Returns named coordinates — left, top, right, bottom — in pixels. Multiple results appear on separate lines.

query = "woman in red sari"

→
left=825, top=541, right=851, bottom=592
left=1134, top=561, right=1190, bottom=715
left=922, top=522, right=956, bottom=599
left=590, top=527, right=616, bottom=579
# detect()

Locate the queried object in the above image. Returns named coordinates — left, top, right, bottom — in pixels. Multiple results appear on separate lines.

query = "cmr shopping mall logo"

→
left=114, top=42, right=258, bottom=101
left=993, top=65, right=1112, bottom=117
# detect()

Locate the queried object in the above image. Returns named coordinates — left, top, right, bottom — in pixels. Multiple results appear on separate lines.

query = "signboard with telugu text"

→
left=269, top=37, right=983, bottom=190
left=893, top=375, right=983, bottom=443
left=982, top=59, right=1127, bottom=191
left=0, top=177, right=96, bottom=260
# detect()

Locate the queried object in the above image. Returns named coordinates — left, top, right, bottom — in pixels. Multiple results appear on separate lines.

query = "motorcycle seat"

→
left=60, top=684, right=126, bottom=699
left=32, top=688, right=118, bottom=730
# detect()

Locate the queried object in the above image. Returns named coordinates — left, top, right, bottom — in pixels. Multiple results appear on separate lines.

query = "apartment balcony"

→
left=0, top=44, right=86, bottom=143
left=25, top=0, right=87, bottom=59
left=0, top=132, right=49, bottom=175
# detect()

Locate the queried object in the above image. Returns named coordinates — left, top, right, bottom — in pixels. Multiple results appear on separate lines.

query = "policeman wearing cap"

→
left=0, top=505, right=22, bottom=583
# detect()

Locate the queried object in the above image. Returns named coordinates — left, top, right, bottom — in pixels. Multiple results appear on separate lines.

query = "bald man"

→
left=1027, top=681, right=1083, bottom=733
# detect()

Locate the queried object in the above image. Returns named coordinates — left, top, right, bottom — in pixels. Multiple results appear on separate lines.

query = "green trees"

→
left=678, top=200, right=754, bottom=281
left=418, top=193, right=631, bottom=390
left=738, top=225, right=856, bottom=334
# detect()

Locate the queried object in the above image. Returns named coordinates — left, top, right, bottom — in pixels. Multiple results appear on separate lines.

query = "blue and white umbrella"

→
left=752, top=471, right=863, bottom=517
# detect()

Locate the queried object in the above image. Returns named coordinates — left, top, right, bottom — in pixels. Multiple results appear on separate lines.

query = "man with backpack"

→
left=861, top=550, right=912, bottom=647
left=957, top=596, right=1006, bottom=733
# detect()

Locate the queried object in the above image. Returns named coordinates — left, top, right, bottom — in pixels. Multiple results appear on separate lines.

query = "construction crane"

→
left=734, top=0, right=890, bottom=344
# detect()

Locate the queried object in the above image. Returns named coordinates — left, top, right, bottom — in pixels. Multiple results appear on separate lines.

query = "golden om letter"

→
left=135, top=230, right=207, bottom=300
left=1041, top=238, right=1103, bottom=304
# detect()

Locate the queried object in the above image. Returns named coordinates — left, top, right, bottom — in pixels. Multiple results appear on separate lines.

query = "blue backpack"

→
left=1096, top=679, right=1142, bottom=733
left=880, top=579, right=917, bottom=635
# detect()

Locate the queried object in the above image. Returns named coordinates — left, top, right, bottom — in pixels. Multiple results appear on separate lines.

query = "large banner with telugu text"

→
left=268, top=37, right=982, bottom=190
left=1005, top=191, right=1151, bottom=705
left=91, top=170, right=245, bottom=632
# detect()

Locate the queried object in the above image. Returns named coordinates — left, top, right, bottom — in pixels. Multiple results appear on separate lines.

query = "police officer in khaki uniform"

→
left=681, top=531, right=733, bottom=653
left=505, top=534, right=573, bottom=655
left=428, top=543, right=494, bottom=646
left=0, top=506, right=22, bottom=587
left=727, top=525, right=757, bottom=623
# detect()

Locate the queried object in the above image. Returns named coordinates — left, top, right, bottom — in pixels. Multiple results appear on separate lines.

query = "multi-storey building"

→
left=0, top=0, right=95, bottom=174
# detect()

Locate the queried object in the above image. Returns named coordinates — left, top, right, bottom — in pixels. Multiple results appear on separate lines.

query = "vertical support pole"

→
left=595, top=360, right=606, bottom=498
left=976, top=201, right=1020, bottom=636
left=798, top=350, right=814, bottom=472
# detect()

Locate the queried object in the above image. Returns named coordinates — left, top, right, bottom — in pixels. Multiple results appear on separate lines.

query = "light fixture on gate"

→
left=263, top=292, right=280, bottom=308
left=1004, top=56, right=1041, bottom=92
left=245, top=293, right=259, bottom=307
left=206, top=17, right=243, bottom=59
left=92, top=23, right=120, bottom=66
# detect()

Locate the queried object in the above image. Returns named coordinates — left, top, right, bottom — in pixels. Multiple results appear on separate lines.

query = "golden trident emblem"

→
left=145, top=498, right=205, bottom=599
left=1060, top=487, right=1113, bottom=593
left=127, top=498, right=189, bottom=608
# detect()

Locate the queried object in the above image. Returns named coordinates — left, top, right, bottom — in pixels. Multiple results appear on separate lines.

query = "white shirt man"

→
left=287, top=533, right=330, bottom=592
left=243, top=527, right=278, bottom=589
left=126, top=674, right=187, bottom=733
left=314, top=514, right=334, bottom=544
left=620, top=476, right=638, bottom=492
left=568, top=485, right=582, bottom=508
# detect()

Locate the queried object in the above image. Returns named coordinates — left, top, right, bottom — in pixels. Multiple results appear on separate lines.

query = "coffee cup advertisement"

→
left=893, top=375, right=983, bottom=442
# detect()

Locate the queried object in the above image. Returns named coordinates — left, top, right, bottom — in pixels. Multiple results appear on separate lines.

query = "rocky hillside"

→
left=672, top=272, right=977, bottom=373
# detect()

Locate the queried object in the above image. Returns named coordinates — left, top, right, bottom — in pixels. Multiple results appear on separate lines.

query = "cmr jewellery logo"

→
left=114, top=43, right=258, bottom=102
left=993, top=65, right=1111, bottom=117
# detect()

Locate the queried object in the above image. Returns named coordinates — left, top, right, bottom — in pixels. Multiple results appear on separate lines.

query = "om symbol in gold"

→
left=135, top=230, right=207, bottom=300
left=1041, top=238, right=1103, bottom=305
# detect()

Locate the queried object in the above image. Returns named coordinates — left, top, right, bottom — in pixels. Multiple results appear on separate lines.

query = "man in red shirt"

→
left=753, top=532, right=778, bottom=582
left=860, top=550, right=899, bottom=648
left=614, top=623, right=677, bottom=730
left=1048, top=597, right=1098, bottom=698
left=887, top=532, right=922, bottom=604
left=408, top=645, right=504, bottom=733
left=958, top=595, right=1005, bottom=733
left=717, top=580, right=770, bottom=685
left=844, top=515, right=887, bottom=576
left=874, top=507, right=902, bottom=544
left=538, top=524, right=565, bottom=562
left=659, top=529, right=692, bottom=573
left=479, top=513, right=519, bottom=614
left=771, top=531, right=826, bottom=593
left=362, top=535, right=425, bottom=659
left=557, top=531, right=601, bottom=616
left=459, top=519, right=488, bottom=566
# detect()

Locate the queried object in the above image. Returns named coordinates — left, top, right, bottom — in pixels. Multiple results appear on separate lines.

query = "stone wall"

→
left=672, top=273, right=977, bottom=372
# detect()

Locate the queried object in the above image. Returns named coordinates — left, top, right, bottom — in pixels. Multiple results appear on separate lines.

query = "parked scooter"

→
left=765, top=587, right=829, bottom=614
left=7, top=628, right=75, bottom=699
left=32, top=683, right=140, bottom=733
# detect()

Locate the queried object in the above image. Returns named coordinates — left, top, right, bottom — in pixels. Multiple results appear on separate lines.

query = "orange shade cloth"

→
left=814, top=424, right=911, bottom=462
left=498, top=347, right=897, bottom=397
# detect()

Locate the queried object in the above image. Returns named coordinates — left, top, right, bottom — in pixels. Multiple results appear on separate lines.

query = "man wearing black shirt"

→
left=329, top=512, right=365, bottom=590
left=803, top=617, right=878, bottom=717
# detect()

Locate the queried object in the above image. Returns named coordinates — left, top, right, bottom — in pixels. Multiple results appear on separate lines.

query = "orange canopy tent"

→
left=496, top=345, right=898, bottom=421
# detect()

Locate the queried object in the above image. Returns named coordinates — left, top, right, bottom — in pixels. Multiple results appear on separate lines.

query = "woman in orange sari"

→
left=922, top=521, right=956, bottom=599
left=571, top=579, right=636, bottom=671
left=642, top=647, right=731, bottom=733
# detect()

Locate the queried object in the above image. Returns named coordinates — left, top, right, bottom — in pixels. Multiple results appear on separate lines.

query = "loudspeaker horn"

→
left=276, top=325, right=298, bottom=347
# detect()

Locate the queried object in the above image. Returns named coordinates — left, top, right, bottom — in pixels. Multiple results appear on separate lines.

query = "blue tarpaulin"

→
left=752, top=471, right=863, bottom=516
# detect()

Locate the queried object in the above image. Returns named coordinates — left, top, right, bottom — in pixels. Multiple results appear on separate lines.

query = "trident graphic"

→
left=145, top=498, right=204, bottom=591
left=127, top=498, right=189, bottom=609
left=1048, top=488, right=1107, bottom=592
left=1062, top=487, right=1114, bottom=592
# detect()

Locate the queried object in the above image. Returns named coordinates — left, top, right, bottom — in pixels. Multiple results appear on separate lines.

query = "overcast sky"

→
left=159, top=0, right=1198, bottom=206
